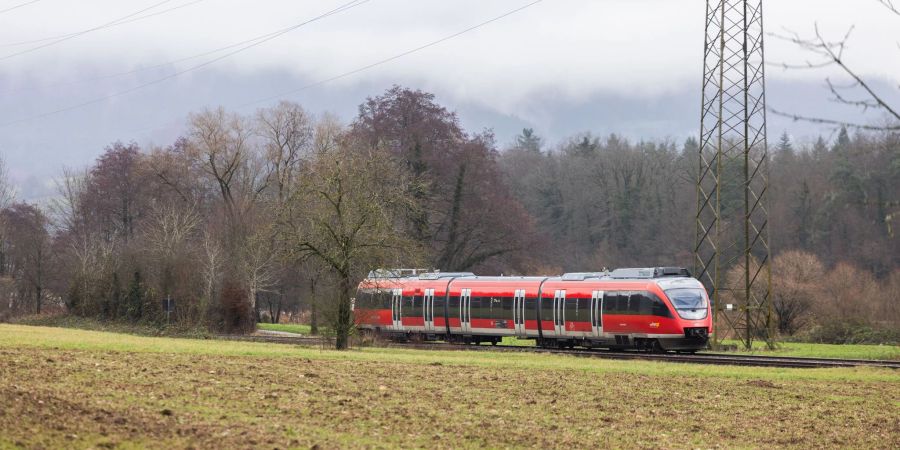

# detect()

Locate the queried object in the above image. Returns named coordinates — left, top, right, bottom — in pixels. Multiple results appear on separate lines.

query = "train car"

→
left=354, top=267, right=711, bottom=351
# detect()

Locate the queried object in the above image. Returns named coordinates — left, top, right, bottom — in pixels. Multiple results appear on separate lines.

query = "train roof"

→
left=364, top=267, right=694, bottom=283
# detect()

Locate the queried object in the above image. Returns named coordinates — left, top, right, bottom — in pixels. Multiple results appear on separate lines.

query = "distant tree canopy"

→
left=0, top=87, right=897, bottom=346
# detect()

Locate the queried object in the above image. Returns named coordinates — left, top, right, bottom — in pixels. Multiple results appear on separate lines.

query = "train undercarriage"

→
left=361, top=328, right=706, bottom=353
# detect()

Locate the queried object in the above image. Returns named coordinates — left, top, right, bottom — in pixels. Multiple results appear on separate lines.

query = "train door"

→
left=459, top=288, right=472, bottom=334
left=591, top=290, right=604, bottom=338
left=513, top=289, right=526, bottom=338
left=391, top=288, right=403, bottom=331
left=553, top=290, right=566, bottom=336
left=423, top=288, right=435, bottom=332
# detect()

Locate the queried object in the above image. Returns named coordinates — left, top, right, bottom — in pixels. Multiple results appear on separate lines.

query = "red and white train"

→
left=354, top=267, right=711, bottom=351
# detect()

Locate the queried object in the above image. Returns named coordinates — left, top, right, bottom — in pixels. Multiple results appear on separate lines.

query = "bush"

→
left=218, top=280, right=255, bottom=334
left=802, top=321, right=900, bottom=345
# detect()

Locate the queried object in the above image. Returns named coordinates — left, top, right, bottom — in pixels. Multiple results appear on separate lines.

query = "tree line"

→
left=1, top=86, right=898, bottom=346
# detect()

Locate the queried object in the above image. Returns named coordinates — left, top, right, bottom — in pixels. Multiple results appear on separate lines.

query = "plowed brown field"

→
left=1, top=325, right=898, bottom=449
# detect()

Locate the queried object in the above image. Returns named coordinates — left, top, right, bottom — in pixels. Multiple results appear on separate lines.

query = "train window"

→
left=470, top=296, right=484, bottom=319
left=665, top=288, right=709, bottom=320
left=649, top=293, right=673, bottom=318
left=541, top=295, right=554, bottom=321
left=449, top=296, right=460, bottom=309
left=355, top=290, right=371, bottom=309
left=525, top=297, right=537, bottom=321
left=414, top=295, right=424, bottom=318
left=576, top=297, right=591, bottom=322
left=616, top=293, right=629, bottom=313
left=475, top=296, right=486, bottom=319
left=629, top=293, right=643, bottom=314
left=602, top=293, right=619, bottom=314
left=434, top=295, right=445, bottom=316
left=376, top=291, right=391, bottom=309
left=479, top=297, right=489, bottom=319
left=628, top=292, right=653, bottom=316
left=402, top=296, right=416, bottom=317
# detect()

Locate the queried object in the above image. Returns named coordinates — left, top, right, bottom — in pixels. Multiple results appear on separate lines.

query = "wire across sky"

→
left=0, top=0, right=546, bottom=129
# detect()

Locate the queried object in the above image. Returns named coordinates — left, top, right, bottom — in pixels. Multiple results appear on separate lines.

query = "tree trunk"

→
left=274, top=293, right=283, bottom=324
left=309, top=279, right=318, bottom=335
left=334, top=274, right=353, bottom=350
left=35, top=286, right=42, bottom=315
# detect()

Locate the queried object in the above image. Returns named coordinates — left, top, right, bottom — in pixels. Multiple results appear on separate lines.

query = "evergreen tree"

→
left=795, top=180, right=813, bottom=248
left=682, top=136, right=699, bottom=155
left=812, top=136, right=828, bottom=154
left=776, top=131, right=794, bottom=154
left=515, top=128, right=542, bottom=153
left=833, top=126, right=851, bottom=152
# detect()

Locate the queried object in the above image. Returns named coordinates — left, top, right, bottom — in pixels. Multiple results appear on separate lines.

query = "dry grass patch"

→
left=0, top=325, right=898, bottom=449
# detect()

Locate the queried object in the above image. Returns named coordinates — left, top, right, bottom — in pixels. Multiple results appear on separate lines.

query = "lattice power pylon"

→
left=695, top=0, right=774, bottom=350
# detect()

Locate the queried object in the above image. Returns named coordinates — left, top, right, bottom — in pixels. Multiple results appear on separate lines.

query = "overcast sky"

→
left=1, top=0, right=898, bottom=199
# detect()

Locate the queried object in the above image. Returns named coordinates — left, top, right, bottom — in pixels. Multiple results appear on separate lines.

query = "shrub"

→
left=218, top=280, right=255, bottom=334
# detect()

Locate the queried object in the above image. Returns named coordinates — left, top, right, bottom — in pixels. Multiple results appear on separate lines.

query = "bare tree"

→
left=770, top=4, right=900, bottom=131
left=0, top=155, right=14, bottom=210
left=241, top=222, right=277, bottom=317
left=257, top=101, right=314, bottom=204
left=185, top=107, right=259, bottom=228
left=144, top=203, right=200, bottom=321
left=83, top=142, right=146, bottom=243
left=352, top=87, right=534, bottom=272
left=313, top=112, right=343, bottom=155
left=771, top=251, right=825, bottom=336
left=876, top=0, right=899, bottom=15
left=50, top=168, right=116, bottom=316
left=280, top=139, right=419, bottom=349
left=0, top=155, right=16, bottom=277
left=200, top=229, right=224, bottom=320
left=1, top=203, right=51, bottom=314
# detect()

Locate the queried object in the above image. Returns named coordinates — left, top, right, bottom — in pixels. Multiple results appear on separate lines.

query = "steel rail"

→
left=217, top=334, right=900, bottom=369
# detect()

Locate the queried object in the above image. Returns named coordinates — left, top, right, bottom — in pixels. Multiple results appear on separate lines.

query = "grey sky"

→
left=1, top=0, right=898, bottom=199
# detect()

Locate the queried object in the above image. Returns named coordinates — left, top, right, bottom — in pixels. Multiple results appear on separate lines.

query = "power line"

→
left=0, top=0, right=371, bottom=128
left=238, top=0, right=544, bottom=110
left=0, top=0, right=206, bottom=49
left=0, top=0, right=41, bottom=16
left=0, top=0, right=177, bottom=61
left=124, top=0, right=545, bottom=138
left=1, top=0, right=355, bottom=95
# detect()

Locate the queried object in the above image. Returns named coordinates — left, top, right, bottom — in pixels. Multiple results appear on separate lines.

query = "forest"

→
left=1, top=86, right=898, bottom=347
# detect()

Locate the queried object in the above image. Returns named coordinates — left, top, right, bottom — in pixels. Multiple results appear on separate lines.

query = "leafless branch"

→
left=877, top=0, right=900, bottom=16
left=770, top=107, right=900, bottom=131
left=768, top=22, right=900, bottom=131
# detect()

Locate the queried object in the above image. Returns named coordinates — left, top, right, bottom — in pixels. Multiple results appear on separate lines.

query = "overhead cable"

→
left=0, top=0, right=42, bottom=16
left=239, top=0, right=545, bottom=109
left=0, top=0, right=371, bottom=127
left=0, top=0, right=177, bottom=61
left=0, top=0, right=206, bottom=49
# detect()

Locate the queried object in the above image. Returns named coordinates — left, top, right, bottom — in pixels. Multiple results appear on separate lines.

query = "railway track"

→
left=218, top=334, right=900, bottom=369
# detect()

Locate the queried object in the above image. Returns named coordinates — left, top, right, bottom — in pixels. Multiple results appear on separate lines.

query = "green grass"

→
left=1, top=324, right=898, bottom=448
left=720, top=339, right=900, bottom=361
left=499, top=336, right=536, bottom=346
left=256, top=322, right=312, bottom=335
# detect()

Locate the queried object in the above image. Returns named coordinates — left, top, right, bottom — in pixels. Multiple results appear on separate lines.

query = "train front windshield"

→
left=665, top=288, right=709, bottom=320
